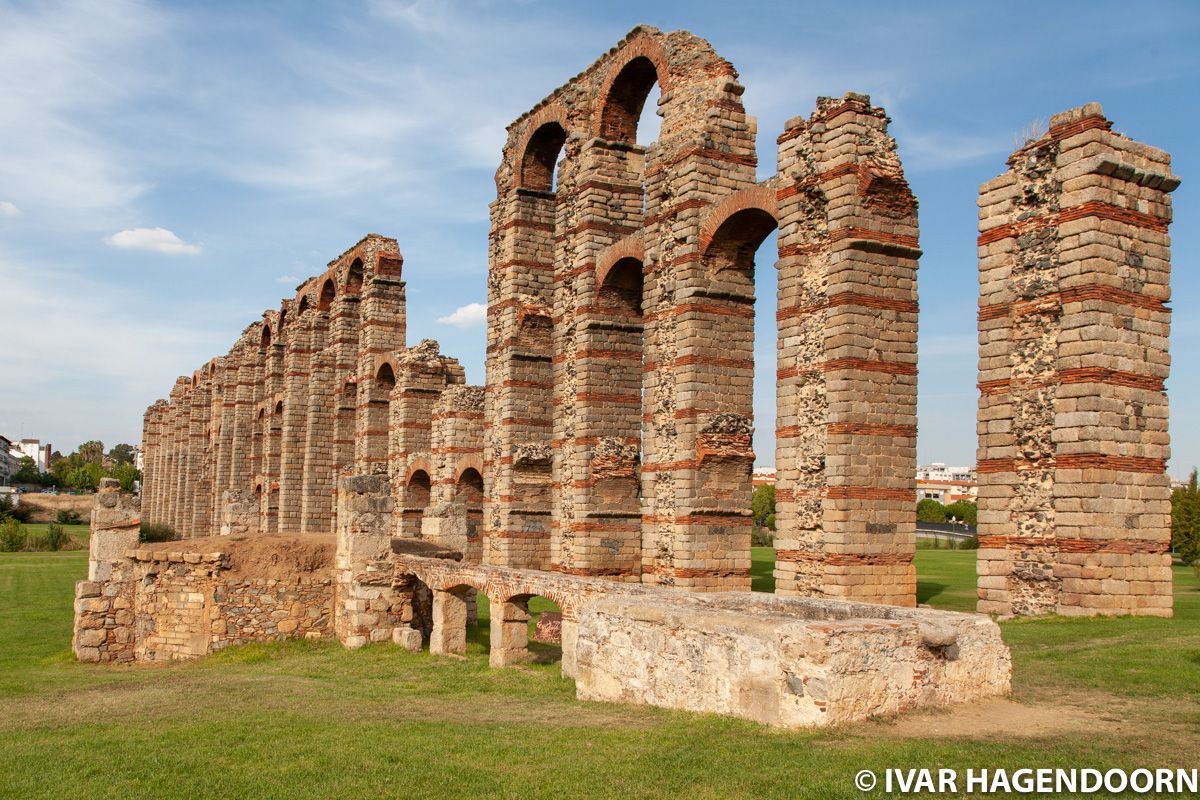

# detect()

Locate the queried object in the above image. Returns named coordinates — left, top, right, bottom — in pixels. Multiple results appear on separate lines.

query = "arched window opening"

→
left=598, top=257, right=644, bottom=317
left=600, top=56, right=659, bottom=144
left=408, top=470, right=431, bottom=511
left=261, top=324, right=271, bottom=350
left=704, top=208, right=778, bottom=277
left=298, top=296, right=310, bottom=314
left=521, top=121, right=567, bottom=193
left=318, top=279, right=335, bottom=311
left=346, top=258, right=364, bottom=294
left=455, top=467, right=484, bottom=549
left=274, top=400, right=283, bottom=415
left=376, top=362, right=396, bottom=391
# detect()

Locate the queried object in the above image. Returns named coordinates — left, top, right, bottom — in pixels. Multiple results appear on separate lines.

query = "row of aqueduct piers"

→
left=136, top=26, right=1181, bottom=621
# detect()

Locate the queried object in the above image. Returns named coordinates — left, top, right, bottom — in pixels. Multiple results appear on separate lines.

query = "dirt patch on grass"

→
left=141, top=534, right=334, bottom=580
left=861, top=697, right=1119, bottom=739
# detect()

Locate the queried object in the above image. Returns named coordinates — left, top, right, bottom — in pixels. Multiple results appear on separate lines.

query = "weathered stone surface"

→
left=975, top=104, right=1179, bottom=618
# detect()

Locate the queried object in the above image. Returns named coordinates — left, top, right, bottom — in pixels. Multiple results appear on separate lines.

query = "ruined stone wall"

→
left=771, top=95, right=920, bottom=606
left=422, top=384, right=486, bottom=560
left=387, top=552, right=1010, bottom=728
left=976, top=104, right=1179, bottom=617
left=74, top=483, right=335, bottom=663
left=486, top=27, right=918, bottom=600
left=142, top=235, right=425, bottom=540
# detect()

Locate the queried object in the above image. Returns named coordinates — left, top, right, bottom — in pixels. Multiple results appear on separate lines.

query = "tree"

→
left=110, top=463, right=142, bottom=493
left=943, top=500, right=978, bottom=527
left=12, top=456, right=42, bottom=485
left=1171, top=469, right=1200, bottom=565
left=752, top=484, right=776, bottom=530
left=78, top=441, right=105, bottom=465
left=917, top=498, right=947, bottom=524
left=108, top=443, right=137, bottom=466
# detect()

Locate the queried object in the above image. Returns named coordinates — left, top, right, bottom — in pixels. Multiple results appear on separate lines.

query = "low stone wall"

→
left=574, top=593, right=1009, bottom=728
left=390, top=553, right=1011, bottom=728
left=74, top=491, right=335, bottom=663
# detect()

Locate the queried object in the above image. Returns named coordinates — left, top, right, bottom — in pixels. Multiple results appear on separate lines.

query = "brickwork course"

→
left=137, top=27, right=1179, bottom=620
left=975, top=103, right=1181, bottom=617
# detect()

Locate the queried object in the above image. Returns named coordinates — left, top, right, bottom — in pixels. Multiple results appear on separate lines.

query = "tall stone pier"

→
left=975, top=103, right=1180, bottom=617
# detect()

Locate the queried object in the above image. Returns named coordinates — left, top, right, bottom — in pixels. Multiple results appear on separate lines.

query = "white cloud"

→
left=0, top=201, right=19, bottom=216
left=437, top=302, right=486, bottom=328
left=105, top=227, right=201, bottom=255
left=275, top=274, right=300, bottom=284
left=0, top=0, right=167, bottom=229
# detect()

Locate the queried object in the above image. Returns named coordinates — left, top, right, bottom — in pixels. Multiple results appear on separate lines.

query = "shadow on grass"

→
left=464, top=620, right=562, bottom=665
left=917, top=581, right=949, bottom=605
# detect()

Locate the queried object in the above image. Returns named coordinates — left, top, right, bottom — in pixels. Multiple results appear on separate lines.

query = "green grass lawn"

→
left=1, top=548, right=1197, bottom=799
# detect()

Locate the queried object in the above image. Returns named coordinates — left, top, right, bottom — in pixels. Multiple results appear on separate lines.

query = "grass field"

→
left=1, top=547, right=1197, bottom=799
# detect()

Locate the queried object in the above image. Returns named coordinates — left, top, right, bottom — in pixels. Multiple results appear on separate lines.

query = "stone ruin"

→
left=76, top=26, right=1181, bottom=728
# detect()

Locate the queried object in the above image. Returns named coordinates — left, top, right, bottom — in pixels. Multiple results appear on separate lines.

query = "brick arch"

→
left=453, top=455, right=485, bottom=485
left=342, top=257, right=364, bottom=295
left=595, top=233, right=645, bottom=289
left=491, top=585, right=580, bottom=619
left=318, top=276, right=336, bottom=311
left=405, top=458, right=431, bottom=485
left=698, top=186, right=779, bottom=254
left=592, top=34, right=672, bottom=141
left=512, top=102, right=572, bottom=192
left=371, top=354, right=400, bottom=385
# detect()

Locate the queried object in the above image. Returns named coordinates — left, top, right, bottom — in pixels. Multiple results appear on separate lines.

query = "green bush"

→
left=55, top=509, right=84, bottom=525
left=957, top=535, right=980, bottom=550
left=751, top=485, right=776, bottom=530
left=917, top=498, right=946, bottom=523
left=1172, top=469, right=1200, bottom=564
left=751, top=528, right=775, bottom=547
left=46, top=524, right=68, bottom=552
left=139, top=522, right=178, bottom=543
left=0, top=496, right=33, bottom=523
left=0, top=519, right=27, bottom=552
left=943, top=500, right=977, bottom=527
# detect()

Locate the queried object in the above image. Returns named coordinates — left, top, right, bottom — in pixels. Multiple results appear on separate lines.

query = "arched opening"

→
left=405, top=469, right=432, bottom=534
left=455, top=467, right=484, bottom=551
left=318, top=278, right=335, bottom=311
left=600, top=56, right=659, bottom=144
left=521, top=121, right=567, bottom=193
left=264, top=399, right=283, bottom=533
left=261, top=323, right=271, bottom=350
left=333, top=380, right=356, bottom=482
left=479, top=591, right=563, bottom=668
left=699, top=206, right=780, bottom=589
left=428, top=582, right=479, bottom=658
left=361, top=363, right=395, bottom=471
left=346, top=258, right=364, bottom=295
left=298, top=296, right=309, bottom=314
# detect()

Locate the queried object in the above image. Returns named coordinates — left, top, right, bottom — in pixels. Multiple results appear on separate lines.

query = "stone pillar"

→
left=279, top=309, right=313, bottom=533
left=429, top=587, right=469, bottom=657
left=334, top=474, right=414, bottom=647
left=354, top=241, right=407, bottom=471
left=772, top=94, right=920, bottom=606
left=220, top=489, right=260, bottom=537
left=189, top=373, right=213, bottom=538
left=483, top=181, right=557, bottom=570
left=976, top=103, right=1179, bottom=617
left=213, top=357, right=236, bottom=534
left=73, top=479, right=140, bottom=663
left=301, top=312, right=334, bottom=533
left=488, top=596, right=530, bottom=667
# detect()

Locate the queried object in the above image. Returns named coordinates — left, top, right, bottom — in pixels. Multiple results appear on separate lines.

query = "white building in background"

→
left=9, top=438, right=52, bottom=473
left=917, top=462, right=975, bottom=483
left=0, top=435, right=21, bottom=486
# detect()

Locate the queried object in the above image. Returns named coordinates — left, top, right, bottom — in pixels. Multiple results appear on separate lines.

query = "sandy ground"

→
left=141, top=533, right=334, bottom=579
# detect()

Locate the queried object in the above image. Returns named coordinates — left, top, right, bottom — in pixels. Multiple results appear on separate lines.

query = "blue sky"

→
left=2, top=0, right=1198, bottom=475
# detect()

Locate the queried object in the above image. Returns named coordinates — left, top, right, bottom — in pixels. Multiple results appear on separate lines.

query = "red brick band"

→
left=978, top=283, right=1169, bottom=321
left=978, top=535, right=1166, bottom=554
left=640, top=565, right=751, bottom=578
left=978, top=200, right=1170, bottom=246
left=776, top=550, right=913, bottom=566
left=977, top=454, right=1166, bottom=474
